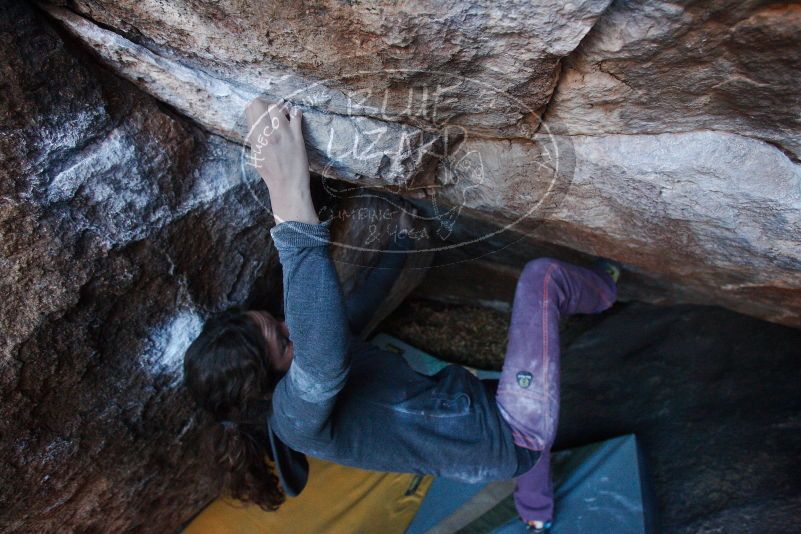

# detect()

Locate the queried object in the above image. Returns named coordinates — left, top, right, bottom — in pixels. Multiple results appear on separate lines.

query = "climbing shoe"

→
left=525, top=519, right=553, bottom=532
left=594, top=258, right=622, bottom=284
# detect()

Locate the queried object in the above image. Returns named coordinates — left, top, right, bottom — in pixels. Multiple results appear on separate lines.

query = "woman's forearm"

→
left=266, top=183, right=319, bottom=225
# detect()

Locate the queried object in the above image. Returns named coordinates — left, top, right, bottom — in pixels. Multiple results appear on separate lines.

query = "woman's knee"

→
left=521, top=258, right=561, bottom=284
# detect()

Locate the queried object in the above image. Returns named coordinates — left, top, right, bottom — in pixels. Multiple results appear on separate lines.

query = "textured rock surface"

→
left=433, top=132, right=801, bottom=326
left=40, top=0, right=801, bottom=328
left=40, top=4, right=446, bottom=189
left=4, top=0, right=801, bottom=531
left=0, top=3, right=283, bottom=531
left=52, top=0, right=610, bottom=135
left=546, top=1, right=801, bottom=159
left=1, top=5, right=435, bottom=532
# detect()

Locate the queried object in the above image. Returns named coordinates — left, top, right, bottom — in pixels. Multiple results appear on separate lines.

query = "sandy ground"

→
left=381, top=299, right=607, bottom=370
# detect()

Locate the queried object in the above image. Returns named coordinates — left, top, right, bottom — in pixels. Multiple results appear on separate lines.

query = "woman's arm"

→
left=246, top=98, right=349, bottom=438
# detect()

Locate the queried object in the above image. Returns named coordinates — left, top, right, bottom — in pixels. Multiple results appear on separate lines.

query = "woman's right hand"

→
left=245, top=97, right=319, bottom=224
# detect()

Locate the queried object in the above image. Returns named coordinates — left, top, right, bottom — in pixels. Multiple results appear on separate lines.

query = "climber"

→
left=182, top=97, right=619, bottom=532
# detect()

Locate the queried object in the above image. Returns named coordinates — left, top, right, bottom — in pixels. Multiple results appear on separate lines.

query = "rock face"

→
left=1, top=4, right=433, bottom=531
left=49, top=0, right=610, bottom=135
left=0, top=2, right=280, bottom=531
left=38, top=3, right=445, bottom=189
left=434, top=132, right=801, bottom=326
left=39, top=0, right=801, bottom=327
left=2, top=0, right=801, bottom=532
left=547, top=1, right=801, bottom=159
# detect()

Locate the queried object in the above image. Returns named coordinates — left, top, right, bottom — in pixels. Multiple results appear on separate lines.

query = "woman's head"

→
left=246, top=311, right=294, bottom=373
left=183, top=307, right=292, bottom=510
left=184, top=309, right=292, bottom=415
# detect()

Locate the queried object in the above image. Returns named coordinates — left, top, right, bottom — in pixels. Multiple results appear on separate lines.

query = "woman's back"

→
left=269, top=338, right=537, bottom=482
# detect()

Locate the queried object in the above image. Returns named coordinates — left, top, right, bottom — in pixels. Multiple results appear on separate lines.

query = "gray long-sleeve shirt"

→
left=268, top=219, right=538, bottom=483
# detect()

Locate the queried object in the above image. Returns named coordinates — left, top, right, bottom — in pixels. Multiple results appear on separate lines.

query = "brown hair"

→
left=183, top=307, right=285, bottom=510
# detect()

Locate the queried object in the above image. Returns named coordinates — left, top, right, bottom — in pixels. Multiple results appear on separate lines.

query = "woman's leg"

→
left=495, top=258, right=617, bottom=524
left=514, top=448, right=553, bottom=524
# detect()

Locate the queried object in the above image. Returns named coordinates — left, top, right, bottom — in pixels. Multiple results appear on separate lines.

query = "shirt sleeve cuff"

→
left=270, top=217, right=333, bottom=248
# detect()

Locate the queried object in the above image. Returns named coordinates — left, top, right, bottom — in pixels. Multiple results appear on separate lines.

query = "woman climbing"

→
left=183, top=97, right=619, bottom=532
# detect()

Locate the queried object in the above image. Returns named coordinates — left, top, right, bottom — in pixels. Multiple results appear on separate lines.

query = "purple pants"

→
left=495, top=258, right=617, bottom=523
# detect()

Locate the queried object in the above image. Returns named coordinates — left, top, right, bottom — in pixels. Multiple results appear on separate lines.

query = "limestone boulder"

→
left=546, top=1, right=801, bottom=159
left=433, top=131, right=801, bottom=326
left=40, top=0, right=801, bottom=328
left=1, top=5, right=435, bottom=531
left=53, top=0, right=610, bottom=135
left=0, top=2, right=278, bottom=531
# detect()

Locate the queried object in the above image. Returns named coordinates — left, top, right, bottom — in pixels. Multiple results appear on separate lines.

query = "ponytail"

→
left=211, top=418, right=284, bottom=509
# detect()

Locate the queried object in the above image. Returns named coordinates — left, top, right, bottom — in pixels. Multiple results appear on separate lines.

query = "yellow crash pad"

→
left=184, top=457, right=432, bottom=534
